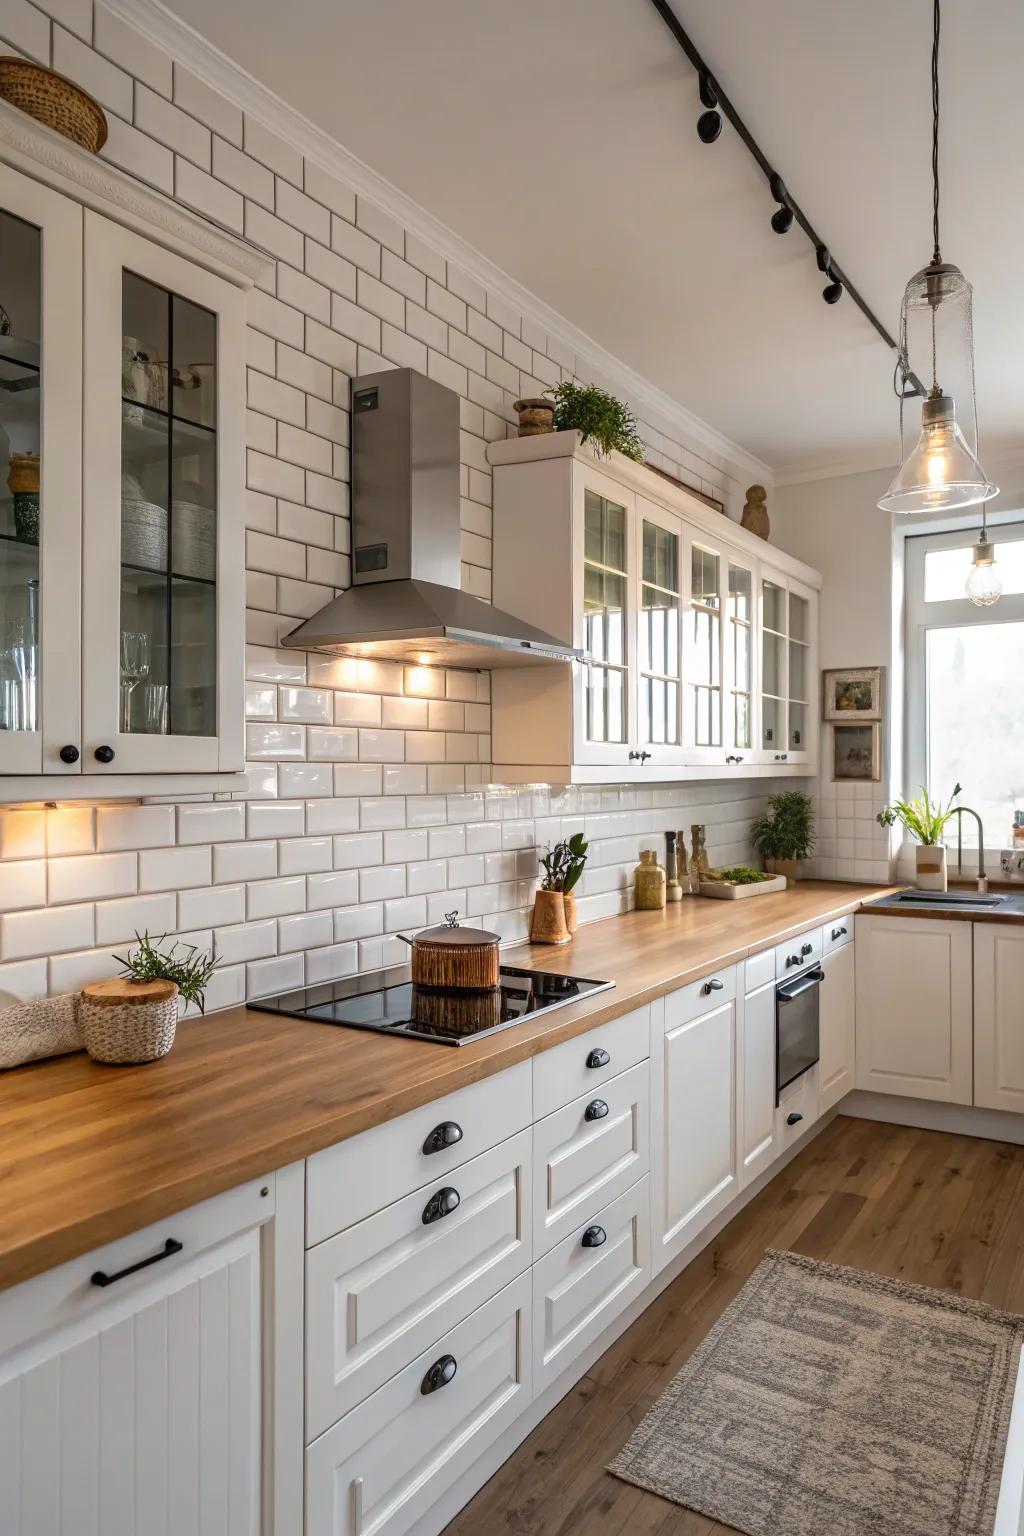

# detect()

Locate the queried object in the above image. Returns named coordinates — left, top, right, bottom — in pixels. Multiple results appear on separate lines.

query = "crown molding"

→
left=0, top=100, right=270, bottom=285
left=104, top=0, right=772, bottom=484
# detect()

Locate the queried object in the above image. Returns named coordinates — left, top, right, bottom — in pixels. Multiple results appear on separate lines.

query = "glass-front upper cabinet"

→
left=0, top=164, right=82, bottom=778
left=82, top=213, right=244, bottom=775
left=726, top=557, right=756, bottom=762
left=574, top=468, right=636, bottom=766
left=759, top=569, right=817, bottom=765
left=685, top=539, right=724, bottom=763
left=636, top=500, right=683, bottom=763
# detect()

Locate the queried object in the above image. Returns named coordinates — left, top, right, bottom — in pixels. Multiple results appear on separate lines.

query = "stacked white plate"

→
left=121, top=473, right=167, bottom=571
left=171, top=499, right=216, bottom=581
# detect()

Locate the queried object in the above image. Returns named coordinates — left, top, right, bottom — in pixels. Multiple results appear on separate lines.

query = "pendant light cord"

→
left=932, top=0, right=941, bottom=264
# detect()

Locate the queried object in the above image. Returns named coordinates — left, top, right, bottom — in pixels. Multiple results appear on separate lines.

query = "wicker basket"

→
left=0, top=57, right=108, bottom=152
left=81, top=977, right=179, bottom=1065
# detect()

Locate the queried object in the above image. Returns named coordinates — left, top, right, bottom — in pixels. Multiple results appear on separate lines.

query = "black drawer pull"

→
left=786, top=954, right=801, bottom=968
left=586, top=1047, right=610, bottom=1069
left=582, top=1225, right=607, bottom=1248
left=584, top=1099, right=609, bottom=1122
left=786, top=1112, right=804, bottom=1127
left=422, top=1187, right=461, bottom=1225
left=91, top=1237, right=182, bottom=1288
left=701, top=977, right=724, bottom=995
left=831, top=925, right=848, bottom=941
left=422, top=1120, right=463, bottom=1156
left=421, top=1354, right=457, bottom=1395
left=801, top=942, right=813, bottom=956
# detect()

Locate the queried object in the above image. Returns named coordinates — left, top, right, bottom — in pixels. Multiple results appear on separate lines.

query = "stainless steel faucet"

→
left=951, top=805, right=987, bottom=891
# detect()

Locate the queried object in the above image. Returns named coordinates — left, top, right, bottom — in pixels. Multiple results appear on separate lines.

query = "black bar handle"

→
left=422, top=1121, right=463, bottom=1156
left=701, top=977, right=724, bottom=996
left=421, top=1354, right=457, bottom=1395
left=422, top=1187, right=461, bottom=1225
left=586, top=1047, right=610, bottom=1069
left=584, top=1099, right=609, bottom=1122
left=91, top=1237, right=182, bottom=1288
left=778, top=965, right=824, bottom=1002
left=582, top=1225, right=607, bottom=1248
left=786, top=1112, right=804, bottom=1126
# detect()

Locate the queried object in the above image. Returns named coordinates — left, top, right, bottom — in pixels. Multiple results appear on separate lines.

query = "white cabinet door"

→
left=634, top=496, right=685, bottom=769
left=0, top=1227, right=261, bottom=1536
left=737, top=982, right=777, bottom=1189
left=855, top=915, right=973, bottom=1104
left=0, top=162, right=83, bottom=779
left=758, top=569, right=817, bottom=769
left=81, top=211, right=245, bottom=776
left=306, top=1273, right=531, bottom=1536
left=974, top=925, right=1024, bottom=1112
left=653, top=994, right=737, bottom=1272
left=571, top=462, right=637, bottom=769
left=819, top=940, right=856, bottom=1113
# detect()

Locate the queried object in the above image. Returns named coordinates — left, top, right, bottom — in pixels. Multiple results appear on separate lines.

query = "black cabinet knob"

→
left=786, top=1112, right=804, bottom=1126
left=422, top=1186, right=460, bottom=1225
left=422, top=1120, right=463, bottom=1156
left=94, top=745, right=115, bottom=764
left=701, top=977, right=724, bottom=995
left=581, top=1225, right=607, bottom=1248
left=584, top=1099, right=609, bottom=1122
left=421, top=1354, right=457, bottom=1395
left=59, top=744, right=79, bottom=764
left=787, top=954, right=800, bottom=968
left=586, top=1047, right=610, bottom=1069
left=801, top=942, right=813, bottom=956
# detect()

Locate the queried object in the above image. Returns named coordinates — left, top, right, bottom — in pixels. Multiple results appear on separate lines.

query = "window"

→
left=905, top=521, right=1024, bottom=847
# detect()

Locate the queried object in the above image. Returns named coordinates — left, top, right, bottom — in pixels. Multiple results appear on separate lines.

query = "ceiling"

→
left=161, top=0, right=1024, bottom=479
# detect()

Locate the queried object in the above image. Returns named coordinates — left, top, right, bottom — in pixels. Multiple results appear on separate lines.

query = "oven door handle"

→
left=777, top=966, right=824, bottom=1002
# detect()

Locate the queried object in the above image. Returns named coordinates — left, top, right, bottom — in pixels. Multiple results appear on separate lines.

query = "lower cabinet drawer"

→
left=533, top=1059, right=650, bottom=1257
left=532, top=1005, right=650, bottom=1120
left=776, top=1064, right=820, bottom=1151
left=306, top=1271, right=533, bottom=1536
left=532, top=1176, right=650, bottom=1398
left=305, top=1129, right=532, bottom=1438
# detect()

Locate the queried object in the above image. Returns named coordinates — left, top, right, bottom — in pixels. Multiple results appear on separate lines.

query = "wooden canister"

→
left=513, top=397, right=555, bottom=436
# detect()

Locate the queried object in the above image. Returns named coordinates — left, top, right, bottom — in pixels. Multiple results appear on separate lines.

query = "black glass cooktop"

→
left=249, top=964, right=614, bottom=1046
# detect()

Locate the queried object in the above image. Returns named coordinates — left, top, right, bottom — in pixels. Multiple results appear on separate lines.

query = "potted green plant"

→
left=532, top=833, right=589, bottom=941
left=877, top=783, right=960, bottom=892
left=80, top=932, right=217, bottom=1064
left=750, top=791, right=816, bottom=885
left=545, top=380, right=646, bottom=462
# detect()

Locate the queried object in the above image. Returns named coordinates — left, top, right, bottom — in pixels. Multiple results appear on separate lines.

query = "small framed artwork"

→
left=832, top=722, right=881, bottom=782
left=823, top=666, right=883, bottom=721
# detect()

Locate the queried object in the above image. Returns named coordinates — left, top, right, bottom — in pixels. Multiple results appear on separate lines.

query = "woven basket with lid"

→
left=81, top=977, right=179, bottom=1065
left=407, top=916, right=501, bottom=992
left=0, top=58, right=108, bottom=152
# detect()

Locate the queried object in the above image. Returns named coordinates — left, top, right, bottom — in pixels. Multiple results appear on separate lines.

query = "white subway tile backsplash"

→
left=277, top=908, right=333, bottom=953
left=248, top=952, right=304, bottom=997
left=429, top=825, right=465, bottom=859
left=135, top=83, right=210, bottom=165
left=303, top=159, right=356, bottom=221
left=247, top=875, right=306, bottom=920
left=306, top=869, right=359, bottom=910
left=333, top=903, right=383, bottom=942
left=0, top=957, right=48, bottom=1004
left=359, top=797, right=406, bottom=831
left=246, top=722, right=305, bottom=760
left=384, top=828, right=428, bottom=863
left=2, top=902, right=94, bottom=962
left=247, top=801, right=305, bottom=839
left=49, top=946, right=122, bottom=994
left=305, top=941, right=359, bottom=984
left=0, top=859, right=47, bottom=911
left=407, top=859, right=447, bottom=895
left=305, top=798, right=360, bottom=835
left=178, top=883, right=245, bottom=931
left=279, top=686, right=332, bottom=723
left=384, top=764, right=427, bottom=797
left=333, top=832, right=383, bottom=870
left=382, top=696, right=428, bottom=730
left=0, top=810, right=45, bottom=860
left=175, top=157, right=243, bottom=231
left=360, top=864, right=405, bottom=903
left=95, top=892, right=177, bottom=947
left=278, top=836, right=333, bottom=875
left=214, top=840, right=277, bottom=884
left=139, top=845, right=212, bottom=893
left=46, top=808, right=95, bottom=857
left=278, top=763, right=333, bottom=797
left=173, top=62, right=243, bottom=142
left=333, top=764, right=383, bottom=798
left=47, top=851, right=136, bottom=905
left=214, top=920, right=277, bottom=965
left=244, top=114, right=303, bottom=183
left=358, top=729, right=405, bottom=763
left=177, top=803, right=246, bottom=845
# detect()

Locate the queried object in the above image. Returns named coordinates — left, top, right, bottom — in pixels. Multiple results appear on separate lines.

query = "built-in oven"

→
left=775, top=959, right=824, bottom=1104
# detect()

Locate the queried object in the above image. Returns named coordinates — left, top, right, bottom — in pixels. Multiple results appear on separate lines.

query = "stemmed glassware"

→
left=120, top=630, right=150, bottom=732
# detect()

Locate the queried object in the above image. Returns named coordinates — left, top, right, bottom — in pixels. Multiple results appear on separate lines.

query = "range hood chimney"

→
left=281, top=369, right=580, bottom=668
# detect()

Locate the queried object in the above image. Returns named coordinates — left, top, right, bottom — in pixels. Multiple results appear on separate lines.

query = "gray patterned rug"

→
left=609, top=1249, right=1024, bottom=1536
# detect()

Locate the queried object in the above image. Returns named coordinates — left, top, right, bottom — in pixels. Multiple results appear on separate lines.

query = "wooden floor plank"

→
left=443, top=1114, right=1024, bottom=1535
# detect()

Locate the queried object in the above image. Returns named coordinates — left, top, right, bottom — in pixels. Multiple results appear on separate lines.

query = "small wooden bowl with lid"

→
left=401, top=912, right=500, bottom=992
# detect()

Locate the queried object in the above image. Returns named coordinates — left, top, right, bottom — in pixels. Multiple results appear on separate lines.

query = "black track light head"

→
left=697, top=109, right=722, bottom=144
left=815, top=244, right=832, bottom=274
left=771, top=205, right=794, bottom=234
left=698, top=72, right=718, bottom=109
left=822, top=278, right=844, bottom=304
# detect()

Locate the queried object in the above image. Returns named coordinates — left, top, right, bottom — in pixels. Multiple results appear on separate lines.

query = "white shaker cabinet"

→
left=973, top=924, right=1024, bottom=1113
left=737, top=977, right=778, bottom=1189
left=818, top=933, right=856, bottom=1113
left=855, top=915, right=973, bottom=1104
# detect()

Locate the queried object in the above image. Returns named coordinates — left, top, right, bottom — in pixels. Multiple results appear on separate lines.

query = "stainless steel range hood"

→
left=281, top=368, right=580, bottom=668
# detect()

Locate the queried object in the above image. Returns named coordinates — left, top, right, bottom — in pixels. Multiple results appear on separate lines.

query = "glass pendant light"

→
left=878, top=0, right=997, bottom=515
left=966, top=513, right=1002, bottom=607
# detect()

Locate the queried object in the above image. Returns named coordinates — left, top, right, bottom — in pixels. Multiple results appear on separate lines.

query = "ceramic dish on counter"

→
left=699, top=868, right=789, bottom=900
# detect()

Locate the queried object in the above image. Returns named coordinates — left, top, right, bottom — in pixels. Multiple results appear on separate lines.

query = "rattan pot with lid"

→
left=80, top=977, right=179, bottom=1064
left=401, top=912, right=500, bottom=992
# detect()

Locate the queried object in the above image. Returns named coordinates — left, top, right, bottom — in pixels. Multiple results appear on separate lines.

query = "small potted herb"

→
left=80, top=932, right=216, bottom=1065
left=750, top=791, right=816, bottom=885
left=545, top=380, right=645, bottom=461
left=532, top=833, right=589, bottom=942
left=877, top=783, right=960, bottom=892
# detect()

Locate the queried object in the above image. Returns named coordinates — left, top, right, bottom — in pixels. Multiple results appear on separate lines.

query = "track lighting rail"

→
left=647, top=0, right=922, bottom=393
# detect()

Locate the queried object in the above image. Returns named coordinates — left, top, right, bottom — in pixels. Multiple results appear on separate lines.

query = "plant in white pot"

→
left=81, top=932, right=216, bottom=1065
left=877, top=783, right=960, bottom=892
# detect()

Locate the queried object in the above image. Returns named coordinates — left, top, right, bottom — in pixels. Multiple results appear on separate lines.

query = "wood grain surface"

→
left=0, top=882, right=892, bottom=1292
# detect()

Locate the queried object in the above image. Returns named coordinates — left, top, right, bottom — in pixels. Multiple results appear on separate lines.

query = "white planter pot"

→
left=915, top=844, right=948, bottom=892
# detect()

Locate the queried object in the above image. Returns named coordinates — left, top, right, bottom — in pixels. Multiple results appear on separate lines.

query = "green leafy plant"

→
left=751, top=791, right=816, bottom=863
left=876, top=782, right=961, bottom=846
left=539, top=833, right=590, bottom=893
left=707, top=866, right=775, bottom=885
left=546, top=380, right=645, bottom=461
left=114, top=931, right=217, bottom=1015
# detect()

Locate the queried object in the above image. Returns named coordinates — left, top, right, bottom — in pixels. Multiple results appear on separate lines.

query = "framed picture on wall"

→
left=832, top=722, right=881, bottom=781
left=823, top=666, right=883, bottom=721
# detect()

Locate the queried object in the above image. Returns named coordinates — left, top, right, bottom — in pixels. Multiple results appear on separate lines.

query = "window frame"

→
left=904, top=518, right=1024, bottom=852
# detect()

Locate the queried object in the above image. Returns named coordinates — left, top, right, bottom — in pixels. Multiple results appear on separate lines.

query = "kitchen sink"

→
left=867, top=889, right=1024, bottom=916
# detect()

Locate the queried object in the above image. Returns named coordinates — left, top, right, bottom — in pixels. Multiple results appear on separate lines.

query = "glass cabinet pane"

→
left=728, top=564, right=752, bottom=750
left=0, top=210, right=41, bottom=737
left=689, top=545, right=721, bottom=747
left=763, top=579, right=786, bottom=634
left=121, top=272, right=217, bottom=737
left=638, top=520, right=680, bottom=746
left=583, top=489, right=628, bottom=744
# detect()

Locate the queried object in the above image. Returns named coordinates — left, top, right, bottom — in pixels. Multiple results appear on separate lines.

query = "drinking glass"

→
left=120, top=630, right=150, bottom=731
left=135, top=682, right=168, bottom=735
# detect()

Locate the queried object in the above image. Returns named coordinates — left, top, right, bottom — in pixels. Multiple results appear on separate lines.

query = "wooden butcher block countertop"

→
left=0, top=880, right=894, bottom=1292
